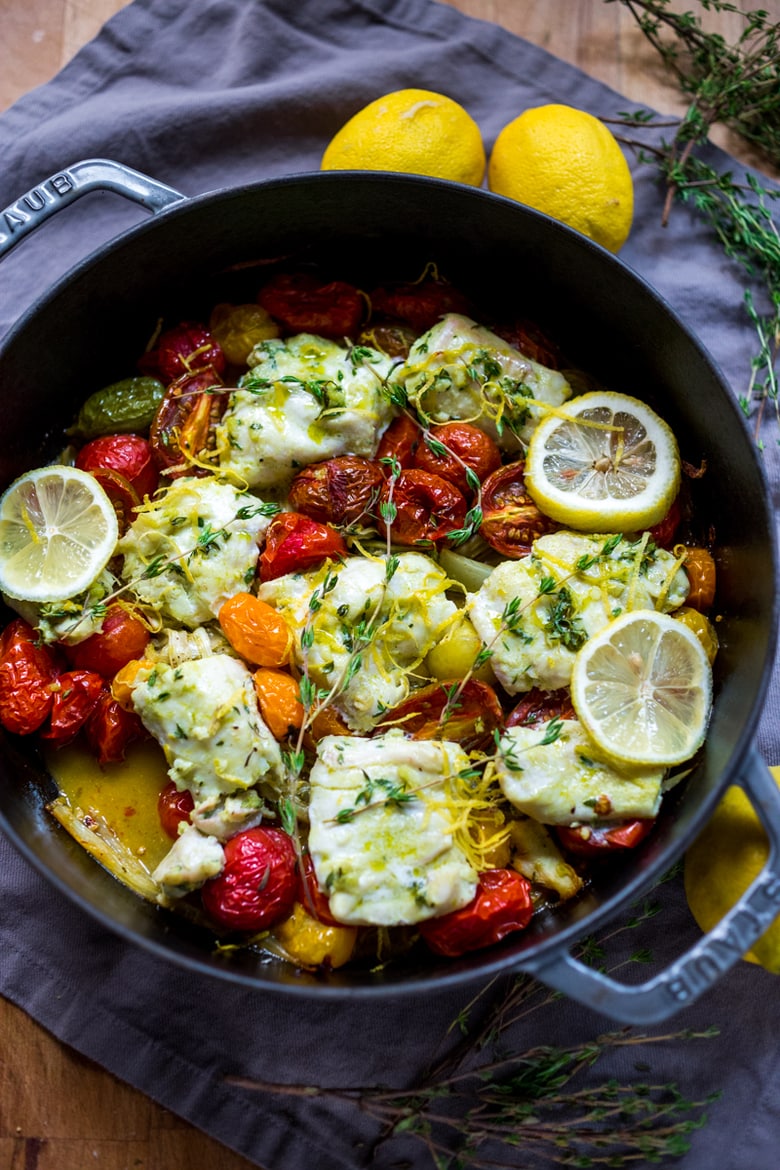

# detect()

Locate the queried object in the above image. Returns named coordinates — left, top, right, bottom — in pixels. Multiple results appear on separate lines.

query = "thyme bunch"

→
left=604, top=0, right=780, bottom=442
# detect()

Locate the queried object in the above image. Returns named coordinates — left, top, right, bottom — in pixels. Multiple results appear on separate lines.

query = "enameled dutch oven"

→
left=1, top=159, right=779, bottom=1023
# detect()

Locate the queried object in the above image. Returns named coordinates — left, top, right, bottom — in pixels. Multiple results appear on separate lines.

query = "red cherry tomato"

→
left=85, top=688, right=145, bottom=766
left=381, top=469, right=467, bottom=546
left=258, top=273, right=364, bottom=339
left=76, top=433, right=159, bottom=500
left=201, top=826, right=298, bottom=932
left=413, top=422, right=501, bottom=496
left=369, top=278, right=472, bottom=334
left=296, top=852, right=339, bottom=927
left=506, top=687, right=576, bottom=728
left=491, top=319, right=560, bottom=368
left=41, top=669, right=103, bottom=745
left=375, top=679, right=503, bottom=753
left=419, top=868, right=534, bottom=957
left=259, top=512, right=348, bottom=582
left=480, top=460, right=558, bottom=558
left=158, top=780, right=195, bottom=839
left=84, top=467, right=140, bottom=534
left=556, top=819, right=655, bottom=857
left=66, top=604, right=150, bottom=678
left=375, top=414, right=421, bottom=471
left=288, top=456, right=384, bottom=527
left=0, top=619, right=58, bottom=735
left=648, top=497, right=681, bottom=548
left=150, top=368, right=227, bottom=475
left=141, top=322, right=226, bottom=381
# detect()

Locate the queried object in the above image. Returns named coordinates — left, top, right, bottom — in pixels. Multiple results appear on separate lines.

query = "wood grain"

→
left=0, top=1, right=778, bottom=1168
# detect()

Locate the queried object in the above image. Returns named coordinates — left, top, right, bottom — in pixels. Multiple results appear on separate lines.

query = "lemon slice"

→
left=571, top=609, right=712, bottom=767
left=0, top=466, right=119, bottom=603
left=525, top=391, right=680, bottom=532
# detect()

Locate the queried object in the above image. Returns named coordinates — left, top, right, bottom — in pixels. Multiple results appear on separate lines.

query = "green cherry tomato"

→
left=71, top=376, right=166, bottom=438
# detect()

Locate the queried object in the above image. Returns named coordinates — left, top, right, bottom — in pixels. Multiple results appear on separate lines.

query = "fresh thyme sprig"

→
left=603, top=0, right=780, bottom=445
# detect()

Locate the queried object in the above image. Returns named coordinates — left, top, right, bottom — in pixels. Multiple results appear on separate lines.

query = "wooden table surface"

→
left=1, top=2, right=778, bottom=1168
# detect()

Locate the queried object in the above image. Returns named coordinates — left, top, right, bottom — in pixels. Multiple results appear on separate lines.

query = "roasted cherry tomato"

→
left=288, top=456, right=384, bottom=527
left=419, top=868, right=534, bottom=957
left=259, top=512, right=348, bottom=582
left=41, top=669, right=103, bottom=745
left=83, top=467, right=141, bottom=534
left=0, top=619, right=58, bottom=735
left=296, top=852, right=339, bottom=927
left=506, top=687, right=576, bottom=728
left=358, top=322, right=417, bottom=359
left=375, top=679, right=503, bottom=753
left=157, top=780, right=195, bottom=839
left=682, top=546, right=717, bottom=611
left=381, top=469, right=467, bottom=545
left=258, top=273, right=364, bottom=339
left=375, top=414, right=421, bottom=471
left=141, top=321, right=226, bottom=381
left=76, top=433, right=159, bottom=500
left=556, top=819, right=655, bottom=856
left=648, top=496, right=681, bottom=548
left=369, top=277, right=472, bottom=334
left=85, top=689, right=145, bottom=765
left=492, top=319, right=560, bottom=368
left=149, top=368, right=227, bottom=475
left=208, top=302, right=279, bottom=366
left=413, top=422, right=501, bottom=496
left=201, top=826, right=298, bottom=932
left=218, top=593, right=292, bottom=668
left=253, top=668, right=304, bottom=739
left=66, top=604, right=150, bottom=678
left=480, top=460, right=558, bottom=558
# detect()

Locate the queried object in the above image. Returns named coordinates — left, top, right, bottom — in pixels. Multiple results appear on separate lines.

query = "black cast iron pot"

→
left=1, top=160, right=779, bottom=1023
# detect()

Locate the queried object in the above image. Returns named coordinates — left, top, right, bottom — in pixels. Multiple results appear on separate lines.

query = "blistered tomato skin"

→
left=86, top=689, right=145, bottom=766
left=76, top=434, right=159, bottom=500
left=41, top=669, right=104, bottom=745
left=218, top=593, right=292, bottom=668
left=288, top=457, right=384, bottom=527
left=259, top=512, right=348, bottom=582
left=201, top=827, right=298, bottom=932
left=150, top=369, right=227, bottom=475
left=419, top=869, right=534, bottom=957
left=146, top=322, right=226, bottom=381
left=376, top=679, right=503, bottom=753
left=682, top=547, right=717, bottom=611
left=381, top=470, right=467, bottom=545
left=506, top=687, right=576, bottom=728
left=258, top=273, right=364, bottom=339
left=297, top=852, right=339, bottom=926
left=648, top=497, right=681, bottom=548
left=556, top=819, right=655, bottom=856
left=413, top=422, right=501, bottom=496
left=480, top=460, right=558, bottom=558
left=375, top=414, right=421, bottom=471
left=0, top=619, right=58, bottom=735
left=369, top=278, right=472, bottom=334
left=158, top=780, right=195, bottom=839
left=66, top=604, right=151, bottom=678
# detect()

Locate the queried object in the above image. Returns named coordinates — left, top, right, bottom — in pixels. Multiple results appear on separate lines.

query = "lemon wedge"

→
left=0, top=465, right=119, bottom=603
left=570, top=609, right=712, bottom=768
left=524, top=391, right=680, bottom=532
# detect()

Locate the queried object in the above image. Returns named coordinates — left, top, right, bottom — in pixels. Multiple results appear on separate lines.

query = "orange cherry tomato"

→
left=682, top=547, right=716, bottom=611
left=66, top=604, right=150, bottom=678
left=375, top=414, right=421, bottom=471
left=0, top=619, right=58, bottom=735
left=218, top=593, right=292, bottom=668
left=157, top=780, right=195, bottom=839
left=419, top=868, right=534, bottom=957
left=303, top=705, right=351, bottom=751
left=41, top=669, right=104, bottom=745
left=201, top=826, right=298, bottom=932
left=375, top=678, right=503, bottom=753
left=76, top=433, right=159, bottom=500
left=258, top=512, right=348, bottom=582
left=149, top=368, right=227, bottom=476
left=506, top=687, right=576, bottom=728
left=369, top=277, right=472, bottom=334
left=413, top=422, right=501, bottom=496
left=381, top=469, right=467, bottom=546
left=556, top=819, right=655, bottom=857
left=288, top=456, right=384, bottom=527
left=480, top=460, right=559, bottom=558
left=85, top=687, right=145, bottom=765
left=258, top=273, right=364, bottom=339
left=253, top=668, right=304, bottom=740
left=296, top=852, right=339, bottom=927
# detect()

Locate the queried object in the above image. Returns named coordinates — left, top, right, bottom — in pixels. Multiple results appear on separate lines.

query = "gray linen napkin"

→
left=1, top=2, right=780, bottom=1168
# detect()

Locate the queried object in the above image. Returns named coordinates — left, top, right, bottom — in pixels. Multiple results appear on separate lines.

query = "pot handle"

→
left=0, top=158, right=186, bottom=260
left=521, top=744, right=780, bottom=1024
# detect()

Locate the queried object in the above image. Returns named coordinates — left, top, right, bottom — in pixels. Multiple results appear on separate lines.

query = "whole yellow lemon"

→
left=488, top=103, right=634, bottom=253
left=684, top=767, right=780, bottom=973
left=321, top=88, right=486, bottom=186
